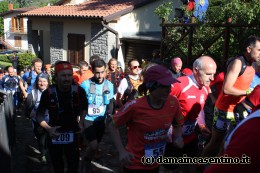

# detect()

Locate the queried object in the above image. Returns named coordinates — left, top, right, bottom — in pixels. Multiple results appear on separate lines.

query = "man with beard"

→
left=36, top=61, right=87, bottom=173
left=20, top=58, right=43, bottom=97
left=80, top=58, right=114, bottom=172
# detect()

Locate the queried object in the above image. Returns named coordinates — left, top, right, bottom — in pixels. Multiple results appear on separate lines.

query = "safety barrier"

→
left=0, top=90, right=15, bottom=173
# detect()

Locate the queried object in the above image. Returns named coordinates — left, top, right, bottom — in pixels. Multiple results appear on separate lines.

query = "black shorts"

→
left=162, top=139, right=198, bottom=170
left=84, top=120, right=105, bottom=143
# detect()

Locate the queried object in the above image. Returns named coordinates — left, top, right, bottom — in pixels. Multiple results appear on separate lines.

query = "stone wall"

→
left=27, top=20, right=39, bottom=56
left=50, top=22, right=63, bottom=63
left=90, top=23, right=108, bottom=62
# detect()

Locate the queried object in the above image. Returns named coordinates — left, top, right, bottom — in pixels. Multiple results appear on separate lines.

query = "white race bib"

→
left=52, top=132, right=74, bottom=144
left=145, top=141, right=166, bottom=159
left=216, top=118, right=230, bottom=130
left=88, top=104, right=104, bottom=116
left=182, top=121, right=196, bottom=136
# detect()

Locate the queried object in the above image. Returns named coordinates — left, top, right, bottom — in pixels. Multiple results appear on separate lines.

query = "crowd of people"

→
left=1, top=35, right=259, bottom=173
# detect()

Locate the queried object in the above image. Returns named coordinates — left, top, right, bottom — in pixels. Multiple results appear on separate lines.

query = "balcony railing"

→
left=9, top=27, right=27, bottom=34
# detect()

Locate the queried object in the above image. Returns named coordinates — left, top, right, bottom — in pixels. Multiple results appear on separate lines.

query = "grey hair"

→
left=193, top=58, right=203, bottom=70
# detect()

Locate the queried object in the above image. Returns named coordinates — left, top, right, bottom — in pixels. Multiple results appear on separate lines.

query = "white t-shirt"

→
left=117, top=75, right=140, bottom=95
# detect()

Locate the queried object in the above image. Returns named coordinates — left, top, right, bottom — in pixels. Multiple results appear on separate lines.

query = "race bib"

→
left=88, top=104, right=104, bottom=116
left=52, top=132, right=74, bottom=144
left=216, top=118, right=230, bottom=130
left=145, top=141, right=166, bottom=159
left=182, top=121, right=196, bottom=136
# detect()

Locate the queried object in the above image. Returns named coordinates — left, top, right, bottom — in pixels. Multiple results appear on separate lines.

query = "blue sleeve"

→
left=22, top=72, right=29, bottom=81
left=80, top=80, right=90, bottom=96
left=108, top=82, right=114, bottom=98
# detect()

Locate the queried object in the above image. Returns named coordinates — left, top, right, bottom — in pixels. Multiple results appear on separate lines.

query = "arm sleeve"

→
left=170, top=82, right=182, bottom=98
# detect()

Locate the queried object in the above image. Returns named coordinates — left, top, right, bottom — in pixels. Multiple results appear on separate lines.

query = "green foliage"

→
left=154, top=0, right=174, bottom=21
left=17, top=52, right=36, bottom=70
left=0, top=54, right=11, bottom=62
left=156, top=0, right=260, bottom=68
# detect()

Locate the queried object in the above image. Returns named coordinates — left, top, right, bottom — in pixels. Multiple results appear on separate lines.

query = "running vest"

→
left=48, top=85, right=80, bottom=121
left=86, top=80, right=110, bottom=120
left=216, top=58, right=255, bottom=112
left=122, top=75, right=142, bottom=104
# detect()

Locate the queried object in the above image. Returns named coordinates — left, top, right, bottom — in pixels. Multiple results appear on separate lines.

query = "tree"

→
left=155, top=0, right=260, bottom=67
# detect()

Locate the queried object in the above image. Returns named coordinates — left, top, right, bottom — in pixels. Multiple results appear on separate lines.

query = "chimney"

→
left=8, top=3, right=13, bottom=11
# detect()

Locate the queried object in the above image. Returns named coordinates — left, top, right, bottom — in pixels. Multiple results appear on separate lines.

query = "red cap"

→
left=144, top=65, right=180, bottom=85
left=55, top=62, right=73, bottom=74
left=182, top=68, right=193, bottom=75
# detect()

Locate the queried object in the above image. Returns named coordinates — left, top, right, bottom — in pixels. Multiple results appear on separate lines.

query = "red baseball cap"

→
left=144, top=65, right=180, bottom=85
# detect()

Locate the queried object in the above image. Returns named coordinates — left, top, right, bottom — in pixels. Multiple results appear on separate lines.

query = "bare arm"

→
left=223, top=59, right=247, bottom=96
left=107, top=119, right=134, bottom=165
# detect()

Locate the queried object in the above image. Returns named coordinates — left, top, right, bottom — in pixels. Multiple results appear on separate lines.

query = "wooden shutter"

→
left=68, top=34, right=85, bottom=65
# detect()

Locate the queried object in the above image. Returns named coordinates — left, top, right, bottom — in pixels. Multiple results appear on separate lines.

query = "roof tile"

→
left=21, top=0, right=154, bottom=20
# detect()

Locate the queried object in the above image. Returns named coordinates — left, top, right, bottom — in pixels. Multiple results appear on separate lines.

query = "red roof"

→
left=21, top=0, right=156, bottom=22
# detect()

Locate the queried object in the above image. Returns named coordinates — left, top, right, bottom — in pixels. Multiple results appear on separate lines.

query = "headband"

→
left=55, top=63, right=73, bottom=74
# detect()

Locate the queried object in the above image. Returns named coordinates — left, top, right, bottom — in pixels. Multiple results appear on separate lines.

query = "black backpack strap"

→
left=125, top=75, right=133, bottom=91
left=226, top=56, right=247, bottom=77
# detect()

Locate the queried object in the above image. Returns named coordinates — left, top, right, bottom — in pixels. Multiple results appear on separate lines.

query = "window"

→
left=14, top=36, right=22, bottom=47
left=11, top=17, right=24, bottom=32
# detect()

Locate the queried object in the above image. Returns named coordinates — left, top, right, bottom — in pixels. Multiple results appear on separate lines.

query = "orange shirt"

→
left=216, top=66, right=255, bottom=112
left=73, top=70, right=94, bottom=85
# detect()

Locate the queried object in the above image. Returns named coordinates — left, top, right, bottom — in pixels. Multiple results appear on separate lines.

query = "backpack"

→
left=26, top=71, right=33, bottom=85
left=122, top=75, right=141, bottom=104
left=225, top=56, right=247, bottom=77
left=48, top=85, right=80, bottom=119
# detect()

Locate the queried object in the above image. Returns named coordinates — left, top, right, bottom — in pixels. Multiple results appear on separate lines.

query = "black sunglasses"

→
left=131, top=65, right=142, bottom=69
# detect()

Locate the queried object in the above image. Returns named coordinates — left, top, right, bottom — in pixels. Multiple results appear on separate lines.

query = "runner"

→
left=36, top=61, right=87, bottom=173
left=163, top=56, right=217, bottom=173
left=108, top=64, right=184, bottom=173
left=234, top=84, right=260, bottom=124
left=203, top=35, right=260, bottom=157
left=204, top=109, right=260, bottom=173
left=25, top=73, right=50, bottom=164
left=116, top=59, right=143, bottom=108
left=2, top=66, right=20, bottom=107
left=80, top=58, right=114, bottom=171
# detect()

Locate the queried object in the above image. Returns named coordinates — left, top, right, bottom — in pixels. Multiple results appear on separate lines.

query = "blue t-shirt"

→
left=81, top=78, right=114, bottom=121
left=22, top=71, right=38, bottom=94
left=250, top=74, right=260, bottom=89
left=2, top=75, right=19, bottom=91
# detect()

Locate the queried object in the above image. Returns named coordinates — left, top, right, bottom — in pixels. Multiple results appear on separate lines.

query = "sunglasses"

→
left=131, top=65, right=142, bottom=69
